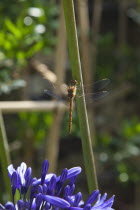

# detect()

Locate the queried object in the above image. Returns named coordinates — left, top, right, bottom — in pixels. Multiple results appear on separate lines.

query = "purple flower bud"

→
left=60, top=169, right=68, bottom=182
left=41, top=160, right=49, bottom=184
left=47, top=175, right=56, bottom=194
left=36, top=194, right=43, bottom=209
left=11, top=172, right=18, bottom=196
left=64, top=185, right=71, bottom=198
left=67, top=167, right=82, bottom=180
left=73, top=192, right=82, bottom=207
left=5, top=202, right=15, bottom=210
left=42, top=184, right=47, bottom=194
left=25, top=176, right=32, bottom=190
left=17, top=200, right=24, bottom=209
left=44, top=202, right=51, bottom=210
left=55, top=169, right=68, bottom=196
left=24, top=167, right=32, bottom=181
left=38, top=185, right=43, bottom=194
left=63, top=184, right=75, bottom=198
left=69, top=184, right=75, bottom=196
left=83, top=204, right=91, bottom=210
left=32, top=173, right=55, bottom=186
left=30, top=186, right=38, bottom=200
left=69, top=176, right=77, bottom=186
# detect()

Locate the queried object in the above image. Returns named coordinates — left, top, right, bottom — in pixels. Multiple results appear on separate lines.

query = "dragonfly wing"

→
left=77, top=78, right=110, bottom=94
left=44, top=90, right=62, bottom=100
left=44, top=82, right=68, bottom=100
left=86, top=91, right=109, bottom=103
left=93, top=78, right=110, bottom=92
left=44, top=90, right=69, bottom=108
left=76, top=91, right=109, bottom=103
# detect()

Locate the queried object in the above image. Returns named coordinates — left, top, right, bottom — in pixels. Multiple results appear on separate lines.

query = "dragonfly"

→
left=44, top=78, right=110, bottom=134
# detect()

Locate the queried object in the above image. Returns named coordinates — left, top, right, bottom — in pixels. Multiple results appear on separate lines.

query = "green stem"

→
left=0, top=111, right=12, bottom=200
left=62, top=0, right=98, bottom=192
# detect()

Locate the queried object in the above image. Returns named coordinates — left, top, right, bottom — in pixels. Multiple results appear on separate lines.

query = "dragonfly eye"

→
left=69, top=80, right=78, bottom=86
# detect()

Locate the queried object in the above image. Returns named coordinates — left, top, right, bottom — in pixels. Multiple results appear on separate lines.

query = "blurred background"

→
left=0, top=0, right=140, bottom=209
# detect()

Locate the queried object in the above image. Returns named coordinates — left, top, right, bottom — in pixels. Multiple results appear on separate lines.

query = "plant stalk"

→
left=0, top=111, right=12, bottom=200
left=62, top=0, right=98, bottom=192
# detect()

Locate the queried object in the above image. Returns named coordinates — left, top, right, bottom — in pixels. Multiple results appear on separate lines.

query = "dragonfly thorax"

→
left=67, top=86, right=77, bottom=99
left=67, top=80, right=77, bottom=99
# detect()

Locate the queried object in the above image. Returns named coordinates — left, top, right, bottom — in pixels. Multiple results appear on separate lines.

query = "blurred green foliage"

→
left=0, top=70, right=26, bottom=94
left=18, top=112, right=53, bottom=147
left=0, top=0, right=58, bottom=94
left=97, top=33, right=116, bottom=79
left=97, top=117, right=140, bottom=183
left=0, top=9, right=57, bottom=63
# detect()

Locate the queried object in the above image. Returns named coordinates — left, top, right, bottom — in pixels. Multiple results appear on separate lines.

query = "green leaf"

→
left=25, top=41, right=43, bottom=57
left=5, top=19, right=22, bottom=39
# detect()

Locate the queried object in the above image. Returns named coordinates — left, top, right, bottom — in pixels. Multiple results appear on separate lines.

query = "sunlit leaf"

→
left=5, top=19, right=22, bottom=39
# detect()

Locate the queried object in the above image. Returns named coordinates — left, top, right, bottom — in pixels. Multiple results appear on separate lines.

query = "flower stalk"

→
left=0, top=111, right=12, bottom=200
left=62, top=0, right=98, bottom=192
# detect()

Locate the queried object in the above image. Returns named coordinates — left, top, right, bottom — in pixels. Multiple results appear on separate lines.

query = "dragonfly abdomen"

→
left=67, top=80, right=77, bottom=134
left=68, top=98, right=73, bottom=134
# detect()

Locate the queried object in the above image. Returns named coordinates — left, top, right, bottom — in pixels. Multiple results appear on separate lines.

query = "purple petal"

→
left=73, top=192, right=82, bottom=207
left=25, top=176, right=32, bottom=189
left=92, top=194, right=115, bottom=209
left=69, top=184, right=75, bottom=196
left=17, top=162, right=27, bottom=175
left=17, top=163, right=27, bottom=186
left=36, top=194, right=43, bottom=208
left=42, top=184, right=47, bottom=194
left=79, top=200, right=84, bottom=206
left=44, top=202, right=51, bottom=210
left=0, top=204, right=5, bottom=210
left=85, top=190, right=99, bottom=206
left=99, top=193, right=107, bottom=204
left=69, top=176, right=77, bottom=186
left=60, top=169, right=68, bottom=182
left=38, top=185, right=43, bottom=194
left=30, top=186, right=38, bottom=200
left=102, top=196, right=115, bottom=208
left=11, top=172, right=18, bottom=196
left=7, top=165, right=15, bottom=177
left=64, top=185, right=71, bottom=198
left=43, top=195, right=70, bottom=208
left=11, top=172, right=18, bottom=186
left=69, top=207, right=83, bottom=210
left=17, top=200, right=24, bottom=209
left=83, top=204, right=91, bottom=210
left=32, top=173, right=55, bottom=186
left=24, top=167, right=32, bottom=180
left=47, top=175, right=56, bottom=194
left=92, top=208, right=114, bottom=210
left=31, top=198, right=36, bottom=209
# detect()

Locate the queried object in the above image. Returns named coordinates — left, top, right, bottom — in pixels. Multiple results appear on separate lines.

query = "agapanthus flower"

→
left=0, top=160, right=115, bottom=210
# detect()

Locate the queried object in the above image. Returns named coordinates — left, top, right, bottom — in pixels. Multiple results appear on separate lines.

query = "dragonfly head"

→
left=69, top=80, right=78, bottom=87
